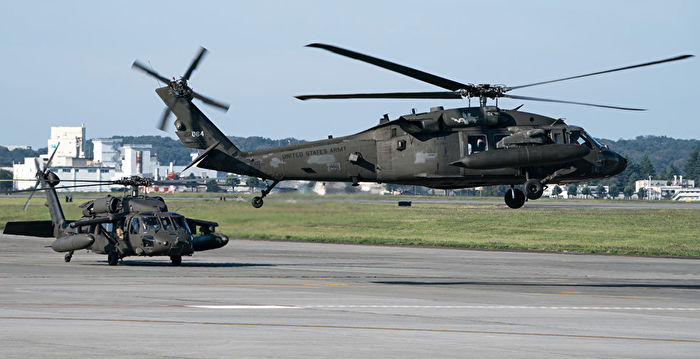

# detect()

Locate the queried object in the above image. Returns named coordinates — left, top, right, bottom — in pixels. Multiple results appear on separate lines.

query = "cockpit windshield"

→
left=569, top=130, right=601, bottom=149
left=171, top=215, right=192, bottom=235
left=582, top=131, right=603, bottom=149
left=141, top=216, right=161, bottom=233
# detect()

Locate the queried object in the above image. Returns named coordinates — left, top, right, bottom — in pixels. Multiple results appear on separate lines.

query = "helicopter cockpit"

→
left=568, top=130, right=602, bottom=149
left=129, top=213, right=191, bottom=235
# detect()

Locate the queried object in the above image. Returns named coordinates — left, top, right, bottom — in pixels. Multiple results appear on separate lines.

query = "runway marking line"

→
left=533, top=293, right=671, bottom=300
left=0, top=316, right=697, bottom=343
left=185, top=305, right=700, bottom=311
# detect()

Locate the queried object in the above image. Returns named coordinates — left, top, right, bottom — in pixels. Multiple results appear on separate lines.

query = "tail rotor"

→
left=132, top=46, right=230, bottom=131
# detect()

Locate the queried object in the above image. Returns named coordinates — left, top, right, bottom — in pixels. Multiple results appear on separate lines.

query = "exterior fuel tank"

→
left=51, top=234, right=95, bottom=253
left=192, top=234, right=229, bottom=252
left=451, top=144, right=590, bottom=169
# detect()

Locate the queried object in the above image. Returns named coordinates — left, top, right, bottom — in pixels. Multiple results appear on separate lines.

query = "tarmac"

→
left=1, top=234, right=699, bottom=358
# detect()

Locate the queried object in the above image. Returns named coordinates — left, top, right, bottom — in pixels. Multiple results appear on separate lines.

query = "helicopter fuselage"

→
left=181, top=102, right=626, bottom=191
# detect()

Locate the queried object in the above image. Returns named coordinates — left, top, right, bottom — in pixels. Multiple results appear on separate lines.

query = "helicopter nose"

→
left=604, top=152, right=627, bottom=176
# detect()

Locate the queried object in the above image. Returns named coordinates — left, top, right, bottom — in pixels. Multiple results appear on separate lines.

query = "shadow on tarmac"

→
left=373, top=281, right=700, bottom=290
left=112, top=261, right=276, bottom=268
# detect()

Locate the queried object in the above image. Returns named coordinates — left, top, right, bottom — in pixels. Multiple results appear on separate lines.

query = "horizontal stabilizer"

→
left=3, top=221, right=54, bottom=238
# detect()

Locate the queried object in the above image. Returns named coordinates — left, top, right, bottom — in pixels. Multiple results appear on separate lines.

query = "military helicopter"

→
left=3, top=146, right=229, bottom=266
left=131, top=45, right=691, bottom=209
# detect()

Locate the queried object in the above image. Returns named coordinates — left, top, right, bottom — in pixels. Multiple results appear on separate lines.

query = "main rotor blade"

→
left=306, top=43, right=471, bottom=91
left=11, top=183, right=116, bottom=194
left=296, top=91, right=463, bottom=100
left=193, top=91, right=229, bottom=111
left=503, top=94, right=646, bottom=111
left=183, top=47, right=208, bottom=80
left=131, top=61, right=171, bottom=85
left=0, top=179, right=115, bottom=183
left=507, top=54, right=694, bottom=91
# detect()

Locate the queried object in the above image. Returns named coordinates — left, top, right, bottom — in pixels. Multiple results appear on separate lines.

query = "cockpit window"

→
left=141, top=216, right=161, bottom=233
left=467, top=135, right=487, bottom=154
left=160, top=216, right=173, bottom=231
left=569, top=131, right=596, bottom=149
left=172, top=215, right=191, bottom=235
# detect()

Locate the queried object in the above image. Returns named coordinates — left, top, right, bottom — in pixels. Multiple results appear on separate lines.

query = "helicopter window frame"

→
left=141, top=215, right=161, bottom=233
left=467, top=134, right=488, bottom=154
left=551, top=130, right=564, bottom=144
left=171, top=215, right=192, bottom=235
left=581, top=131, right=603, bottom=149
left=129, top=217, right=140, bottom=235
left=493, top=134, right=508, bottom=149
left=159, top=216, right=173, bottom=231
left=396, top=139, right=406, bottom=151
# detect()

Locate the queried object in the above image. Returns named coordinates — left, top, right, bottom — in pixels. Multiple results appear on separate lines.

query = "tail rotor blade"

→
left=44, top=143, right=60, bottom=173
left=158, top=96, right=177, bottom=131
left=158, top=107, right=173, bottom=131
left=193, top=91, right=229, bottom=111
left=23, top=179, right=40, bottom=212
left=183, top=47, right=208, bottom=80
left=132, top=61, right=171, bottom=85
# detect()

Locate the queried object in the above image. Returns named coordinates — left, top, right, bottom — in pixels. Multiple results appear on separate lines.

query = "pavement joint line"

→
left=0, top=316, right=697, bottom=343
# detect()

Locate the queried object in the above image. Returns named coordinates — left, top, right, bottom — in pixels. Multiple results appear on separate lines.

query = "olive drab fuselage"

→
left=3, top=175, right=229, bottom=265
left=161, top=85, right=626, bottom=193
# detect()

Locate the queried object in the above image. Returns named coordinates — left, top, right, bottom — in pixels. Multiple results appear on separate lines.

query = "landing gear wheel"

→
left=107, top=251, right=119, bottom=266
left=524, top=179, right=544, bottom=200
left=170, top=255, right=182, bottom=266
left=251, top=180, right=279, bottom=208
left=504, top=188, right=526, bottom=209
left=64, top=252, right=73, bottom=263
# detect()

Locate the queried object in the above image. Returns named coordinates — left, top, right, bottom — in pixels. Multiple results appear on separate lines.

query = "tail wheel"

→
left=504, top=188, right=526, bottom=209
left=524, top=179, right=544, bottom=200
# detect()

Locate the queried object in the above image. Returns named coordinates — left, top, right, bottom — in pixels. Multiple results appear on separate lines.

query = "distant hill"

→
left=599, top=136, right=700, bottom=173
left=0, top=147, right=46, bottom=166
left=2, top=135, right=697, bottom=175
left=107, top=135, right=305, bottom=165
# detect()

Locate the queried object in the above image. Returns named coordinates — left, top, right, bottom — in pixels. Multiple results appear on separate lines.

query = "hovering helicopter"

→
left=3, top=146, right=229, bottom=266
left=131, top=45, right=692, bottom=209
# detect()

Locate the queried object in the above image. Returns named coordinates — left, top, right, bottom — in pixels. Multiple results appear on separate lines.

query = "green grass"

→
left=2, top=195, right=698, bottom=257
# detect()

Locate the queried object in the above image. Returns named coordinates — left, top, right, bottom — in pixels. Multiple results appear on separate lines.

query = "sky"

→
left=1, top=1, right=698, bottom=149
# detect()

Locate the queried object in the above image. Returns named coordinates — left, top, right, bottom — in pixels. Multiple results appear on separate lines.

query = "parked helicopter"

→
left=131, top=46, right=691, bottom=209
left=3, top=146, right=229, bottom=266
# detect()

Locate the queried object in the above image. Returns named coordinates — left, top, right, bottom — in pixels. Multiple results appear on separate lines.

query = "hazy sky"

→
left=1, top=1, right=698, bottom=149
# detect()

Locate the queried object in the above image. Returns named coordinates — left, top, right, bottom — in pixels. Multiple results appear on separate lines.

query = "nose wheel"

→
left=107, top=251, right=119, bottom=266
left=170, top=255, right=182, bottom=266
left=251, top=180, right=279, bottom=208
left=504, top=187, right=526, bottom=209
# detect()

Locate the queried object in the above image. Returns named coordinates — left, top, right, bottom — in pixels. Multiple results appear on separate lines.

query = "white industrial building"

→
left=12, top=125, right=221, bottom=192
left=635, top=176, right=698, bottom=201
